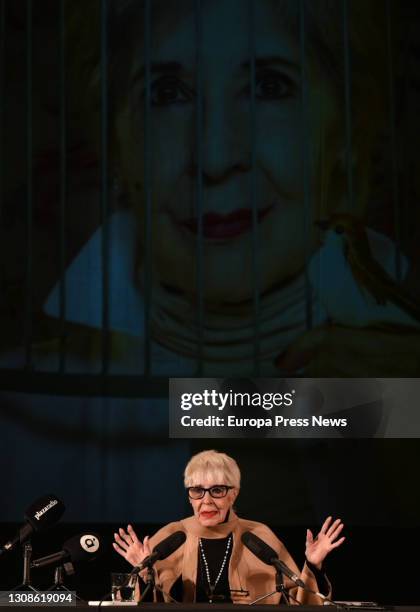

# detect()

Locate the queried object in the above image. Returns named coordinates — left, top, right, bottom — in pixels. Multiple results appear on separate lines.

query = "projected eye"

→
left=150, top=76, right=193, bottom=106
left=256, top=69, right=296, bottom=100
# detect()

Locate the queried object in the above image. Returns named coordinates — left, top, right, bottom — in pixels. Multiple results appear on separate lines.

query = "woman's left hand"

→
left=305, top=516, right=345, bottom=568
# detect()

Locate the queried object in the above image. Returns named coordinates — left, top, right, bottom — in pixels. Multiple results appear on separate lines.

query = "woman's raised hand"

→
left=113, top=524, right=151, bottom=567
left=305, top=516, right=345, bottom=568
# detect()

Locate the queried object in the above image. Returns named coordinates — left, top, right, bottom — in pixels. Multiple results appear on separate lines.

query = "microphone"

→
left=131, top=531, right=186, bottom=575
left=2, top=494, right=65, bottom=553
left=241, top=531, right=305, bottom=588
left=31, top=533, right=101, bottom=569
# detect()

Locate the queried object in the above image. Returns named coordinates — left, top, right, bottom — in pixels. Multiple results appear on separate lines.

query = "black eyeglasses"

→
left=187, top=485, right=234, bottom=499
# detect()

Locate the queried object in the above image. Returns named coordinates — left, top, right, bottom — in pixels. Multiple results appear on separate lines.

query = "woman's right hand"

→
left=113, top=524, right=151, bottom=567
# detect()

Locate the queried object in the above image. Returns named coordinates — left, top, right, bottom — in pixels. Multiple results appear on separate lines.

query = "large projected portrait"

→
left=1, top=0, right=420, bottom=377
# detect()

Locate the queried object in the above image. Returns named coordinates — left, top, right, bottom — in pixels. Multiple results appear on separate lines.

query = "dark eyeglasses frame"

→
left=187, top=485, right=234, bottom=499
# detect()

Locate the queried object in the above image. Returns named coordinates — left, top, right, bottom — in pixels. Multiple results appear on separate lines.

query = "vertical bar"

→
left=0, top=0, right=4, bottom=353
left=98, top=397, right=110, bottom=520
left=299, top=0, right=312, bottom=330
left=342, top=0, right=354, bottom=213
left=400, top=14, right=411, bottom=283
left=100, top=0, right=110, bottom=376
left=0, top=0, right=4, bottom=230
left=249, top=0, right=260, bottom=375
left=59, top=0, right=67, bottom=373
left=25, top=0, right=33, bottom=370
left=385, top=0, right=402, bottom=281
left=195, top=0, right=204, bottom=375
left=143, top=0, right=152, bottom=376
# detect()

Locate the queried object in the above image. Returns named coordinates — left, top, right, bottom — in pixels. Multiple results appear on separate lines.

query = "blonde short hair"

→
left=184, top=450, right=241, bottom=490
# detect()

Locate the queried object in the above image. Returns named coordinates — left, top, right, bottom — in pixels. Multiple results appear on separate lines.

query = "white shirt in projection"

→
left=44, top=211, right=410, bottom=376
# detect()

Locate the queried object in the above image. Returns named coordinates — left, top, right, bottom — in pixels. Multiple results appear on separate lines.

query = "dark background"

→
left=1, top=0, right=420, bottom=606
left=1, top=434, right=419, bottom=604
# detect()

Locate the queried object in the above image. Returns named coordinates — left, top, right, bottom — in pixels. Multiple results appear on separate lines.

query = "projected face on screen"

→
left=2, top=0, right=420, bottom=378
left=117, top=0, right=338, bottom=302
left=107, top=0, right=410, bottom=375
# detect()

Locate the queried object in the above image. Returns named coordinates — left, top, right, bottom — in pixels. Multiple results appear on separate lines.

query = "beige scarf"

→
left=147, top=512, right=328, bottom=605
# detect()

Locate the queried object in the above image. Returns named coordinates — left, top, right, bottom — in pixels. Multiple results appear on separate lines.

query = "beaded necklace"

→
left=199, top=535, right=232, bottom=603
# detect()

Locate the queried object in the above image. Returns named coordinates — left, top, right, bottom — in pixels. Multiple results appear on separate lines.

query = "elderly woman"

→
left=113, top=450, right=344, bottom=605
left=33, top=0, right=420, bottom=380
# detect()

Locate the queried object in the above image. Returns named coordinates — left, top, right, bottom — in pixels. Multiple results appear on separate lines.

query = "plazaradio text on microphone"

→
left=34, top=499, right=59, bottom=521
left=168, top=378, right=405, bottom=439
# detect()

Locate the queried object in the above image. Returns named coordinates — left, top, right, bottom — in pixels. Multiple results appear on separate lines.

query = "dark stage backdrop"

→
left=1, top=0, right=420, bottom=606
left=0, top=404, right=419, bottom=603
left=0, top=402, right=419, bottom=526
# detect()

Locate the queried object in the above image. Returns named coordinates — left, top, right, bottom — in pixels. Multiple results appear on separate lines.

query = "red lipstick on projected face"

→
left=182, top=204, right=274, bottom=240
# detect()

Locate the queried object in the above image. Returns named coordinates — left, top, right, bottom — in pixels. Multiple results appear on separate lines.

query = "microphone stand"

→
left=138, top=566, right=179, bottom=604
left=249, top=568, right=300, bottom=606
left=249, top=570, right=344, bottom=609
left=11, top=542, right=40, bottom=593
left=137, top=567, right=154, bottom=603
left=46, top=564, right=84, bottom=601
left=47, top=564, right=72, bottom=592
left=48, top=565, right=67, bottom=591
left=276, top=569, right=291, bottom=606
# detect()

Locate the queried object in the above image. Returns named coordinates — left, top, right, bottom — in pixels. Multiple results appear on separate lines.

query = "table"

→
left=0, top=604, right=418, bottom=611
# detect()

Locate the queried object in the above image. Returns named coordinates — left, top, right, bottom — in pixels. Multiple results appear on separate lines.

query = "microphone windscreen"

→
left=153, top=531, right=186, bottom=561
left=63, top=533, right=101, bottom=563
left=241, top=531, right=277, bottom=565
left=24, top=495, right=66, bottom=531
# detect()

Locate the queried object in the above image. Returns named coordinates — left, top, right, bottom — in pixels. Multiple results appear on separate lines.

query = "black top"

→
left=140, top=535, right=233, bottom=604
left=195, top=534, right=233, bottom=603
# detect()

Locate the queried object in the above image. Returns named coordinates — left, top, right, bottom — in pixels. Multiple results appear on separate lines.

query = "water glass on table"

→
left=111, top=572, right=138, bottom=602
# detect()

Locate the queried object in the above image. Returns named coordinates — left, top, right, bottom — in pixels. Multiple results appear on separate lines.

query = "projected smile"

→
left=182, top=205, right=274, bottom=240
